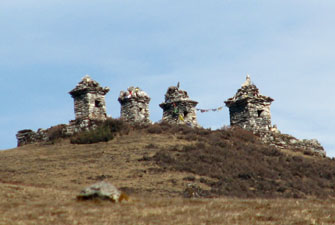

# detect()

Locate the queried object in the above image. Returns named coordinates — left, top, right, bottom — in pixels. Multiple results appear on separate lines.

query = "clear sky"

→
left=1, top=1, right=334, bottom=156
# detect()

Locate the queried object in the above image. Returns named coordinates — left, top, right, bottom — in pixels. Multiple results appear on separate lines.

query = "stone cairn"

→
left=69, top=75, right=109, bottom=121
left=225, top=75, right=326, bottom=157
left=67, top=75, right=110, bottom=134
left=118, top=86, right=151, bottom=125
left=225, top=74, right=274, bottom=133
left=16, top=75, right=110, bottom=146
left=159, top=84, right=198, bottom=127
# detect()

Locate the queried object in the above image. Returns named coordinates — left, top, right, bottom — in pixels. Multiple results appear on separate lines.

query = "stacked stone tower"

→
left=69, top=75, right=110, bottom=121
left=225, top=75, right=274, bottom=132
left=118, top=86, right=151, bottom=124
left=159, top=85, right=198, bottom=127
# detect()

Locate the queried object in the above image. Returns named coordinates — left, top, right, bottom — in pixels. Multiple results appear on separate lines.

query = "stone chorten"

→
left=159, top=84, right=198, bottom=127
left=69, top=75, right=110, bottom=121
left=118, top=86, right=151, bottom=124
left=225, top=75, right=274, bottom=132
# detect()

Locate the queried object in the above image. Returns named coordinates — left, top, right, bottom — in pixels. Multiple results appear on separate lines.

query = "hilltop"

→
left=3, top=123, right=335, bottom=198
left=16, top=75, right=326, bottom=158
left=2, top=123, right=335, bottom=224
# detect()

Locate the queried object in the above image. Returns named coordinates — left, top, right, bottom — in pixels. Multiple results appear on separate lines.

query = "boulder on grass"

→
left=77, top=181, right=129, bottom=202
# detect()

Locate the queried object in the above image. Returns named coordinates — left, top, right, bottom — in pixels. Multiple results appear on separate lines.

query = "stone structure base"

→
left=254, top=128, right=326, bottom=157
left=16, top=118, right=103, bottom=147
left=16, top=129, right=48, bottom=147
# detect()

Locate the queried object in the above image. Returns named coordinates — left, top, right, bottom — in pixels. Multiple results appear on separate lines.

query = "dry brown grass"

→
left=0, top=132, right=197, bottom=195
left=1, top=182, right=335, bottom=225
left=1, top=128, right=335, bottom=224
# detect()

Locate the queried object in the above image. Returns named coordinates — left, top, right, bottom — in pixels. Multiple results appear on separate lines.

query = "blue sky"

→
left=1, top=1, right=335, bottom=156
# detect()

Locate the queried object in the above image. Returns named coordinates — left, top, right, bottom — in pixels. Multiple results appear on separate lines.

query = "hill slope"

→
left=2, top=123, right=335, bottom=198
left=1, top=124, right=335, bottom=224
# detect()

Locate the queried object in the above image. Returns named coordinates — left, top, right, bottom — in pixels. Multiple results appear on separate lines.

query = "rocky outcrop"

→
left=159, top=85, right=198, bottom=127
left=118, top=87, right=151, bottom=124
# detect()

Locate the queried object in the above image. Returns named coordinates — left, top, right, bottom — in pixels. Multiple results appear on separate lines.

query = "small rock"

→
left=77, top=181, right=129, bottom=202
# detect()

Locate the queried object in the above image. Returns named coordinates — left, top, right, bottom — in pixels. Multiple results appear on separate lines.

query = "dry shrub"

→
left=71, top=119, right=129, bottom=144
left=144, top=122, right=202, bottom=136
left=149, top=127, right=335, bottom=198
left=70, top=126, right=114, bottom=144
left=103, top=118, right=130, bottom=135
left=46, top=124, right=68, bottom=142
left=147, top=124, right=163, bottom=134
left=183, top=133, right=198, bottom=141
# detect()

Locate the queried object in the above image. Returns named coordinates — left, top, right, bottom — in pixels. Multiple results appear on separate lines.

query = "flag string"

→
left=196, top=106, right=224, bottom=113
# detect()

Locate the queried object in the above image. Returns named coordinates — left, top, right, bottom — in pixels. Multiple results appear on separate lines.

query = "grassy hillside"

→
left=1, top=122, right=335, bottom=224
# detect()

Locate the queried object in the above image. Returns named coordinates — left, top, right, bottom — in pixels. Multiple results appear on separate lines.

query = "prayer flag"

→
left=196, top=105, right=224, bottom=112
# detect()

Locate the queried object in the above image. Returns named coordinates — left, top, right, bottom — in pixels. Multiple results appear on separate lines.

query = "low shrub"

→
left=71, top=126, right=114, bottom=144
left=71, top=119, right=129, bottom=144
left=147, top=125, right=163, bottom=134
left=148, top=126, right=335, bottom=198
left=104, top=118, right=130, bottom=135
left=47, top=124, right=68, bottom=142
